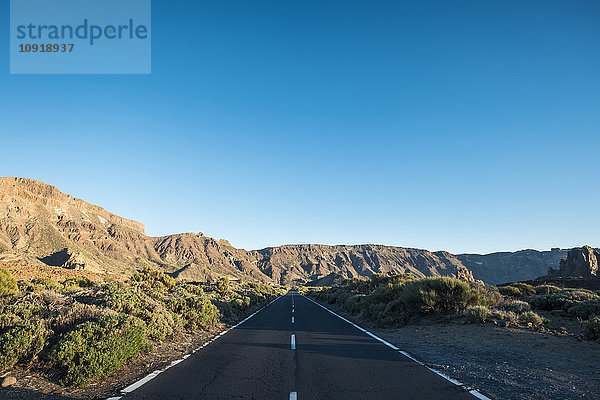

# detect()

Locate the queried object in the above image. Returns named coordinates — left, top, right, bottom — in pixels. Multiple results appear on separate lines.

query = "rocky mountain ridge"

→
left=0, top=177, right=584, bottom=285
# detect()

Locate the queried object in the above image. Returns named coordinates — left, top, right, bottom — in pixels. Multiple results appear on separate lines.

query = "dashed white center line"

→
left=291, top=316, right=294, bottom=323
left=291, top=334, right=296, bottom=350
left=289, top=392, right=298, bottom=400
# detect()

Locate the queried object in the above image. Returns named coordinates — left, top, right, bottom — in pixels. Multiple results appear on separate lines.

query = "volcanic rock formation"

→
left=547, top=245, right=599, bottom=278
left=0, top=177, right=582, bottom=285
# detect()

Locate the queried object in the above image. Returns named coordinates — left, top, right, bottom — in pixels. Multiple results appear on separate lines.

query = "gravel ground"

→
left=378, top=322, right=600, bottom=399
left=319, top=303, right=600, bottom=400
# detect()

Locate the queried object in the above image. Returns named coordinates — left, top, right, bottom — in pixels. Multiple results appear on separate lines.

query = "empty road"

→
left=121, top=291, right=485, bottom=400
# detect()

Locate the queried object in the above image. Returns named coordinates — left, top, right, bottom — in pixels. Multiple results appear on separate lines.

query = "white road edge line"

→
left=302, top=295, right=492, bottom=400
left=291, top=334, right=296, bottom=350
left=289, top=391, right=298, bottom=400
left=109, top=295, right=284, bottom=399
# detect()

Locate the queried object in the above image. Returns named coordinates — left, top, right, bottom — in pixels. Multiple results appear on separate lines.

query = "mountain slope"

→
left=0, top=177, right=572, bottom=284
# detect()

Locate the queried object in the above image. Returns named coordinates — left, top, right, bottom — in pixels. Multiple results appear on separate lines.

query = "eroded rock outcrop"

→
left=548, top=245, right=599, bottom=277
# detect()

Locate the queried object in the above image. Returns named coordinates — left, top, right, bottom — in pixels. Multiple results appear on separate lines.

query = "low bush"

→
left=61, top=276, right=94, bottom=292
left=511, top=283, right=536, bottom=296
left=216, top=277, right=230, bottom=295
left=518, top=311, right=543, bottom=327
left=498, top=286, right=522, bottom=297
left=498, top=283, right=535, bottom=298
left=51, top=302, right=115, bottom=335
left=534, top=284, right=561, bottom=295
left=50, top=314, right=148, bottom=386
left=167, top=294, right=219, bottom=332
left=0, top=302, right=41, bottom=330
left=0, top=319, right=49, bottom=370
left=0, top=269, right=17, bottom=297
left=500, top=300, right=531, bottom=313
left=491, top=309, right=517, bottom=323
left=362, top=277, right=497, bottom=326
left=99, top=289, right=176, bottom=340
left=528, top=289, right=599, bottom=311
left=345, top=294, right=366, bottom=314
left=132, top=266, right=175, bottom=290
left=583, top=316, right=600, bottom=341
left=464, top=306, right=491, bottom=323
left=567, top=299, right=600, bottom=320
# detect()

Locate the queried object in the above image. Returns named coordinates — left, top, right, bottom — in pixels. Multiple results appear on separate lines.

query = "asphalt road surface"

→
left=123, top=291, right=482, bottom=400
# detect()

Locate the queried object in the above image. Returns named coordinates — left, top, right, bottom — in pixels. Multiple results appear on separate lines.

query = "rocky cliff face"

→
left=0, top=177, right=581, bottom=285
left=547, top=246, right=599, bottom=278
left=456, top=248, right=568, bottom=284
left=250, top=245, right=467, bottom=283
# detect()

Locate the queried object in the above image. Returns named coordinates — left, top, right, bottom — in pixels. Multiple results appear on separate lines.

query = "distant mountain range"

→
left=0, top=177, right=576, bottom=284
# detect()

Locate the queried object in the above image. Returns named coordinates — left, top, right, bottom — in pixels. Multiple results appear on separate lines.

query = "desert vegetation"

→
left=0, top=267, right=285, bottom=387
left=303, top=275, right=600, bottom=338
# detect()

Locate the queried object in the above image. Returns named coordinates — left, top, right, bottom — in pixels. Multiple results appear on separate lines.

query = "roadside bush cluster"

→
left=0, top=268, right=286, bottom=386
left=311, top=275, right=501, bottom=327
left=524, top=287, right=600, bottom=340
left=306, top=275, right=554, bottom=331
left=50, top=314, right=148, bottom=387
left=528, top=289, right=599, bottom=314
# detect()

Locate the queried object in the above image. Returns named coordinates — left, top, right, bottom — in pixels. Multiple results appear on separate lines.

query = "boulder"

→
left=1, top=376, right=16, bottom=388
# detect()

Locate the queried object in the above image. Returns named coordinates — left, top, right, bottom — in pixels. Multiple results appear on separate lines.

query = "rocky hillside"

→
left=0, top=177, right=266, bottom=281
left=0, top=177, right=582, bottom=285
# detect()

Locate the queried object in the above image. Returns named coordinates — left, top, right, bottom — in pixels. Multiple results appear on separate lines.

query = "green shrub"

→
left=344, top=294, right=366, bottom=314
left=167, top=295, right=219, bottom=332
left=61, top=276, right=94, bottom=292
left=0, top=319, right=49, bottom=370
left=24, top=278, right=63, bottom=293
left=362, top=277, right=496, bottom=326
left=534, top=284, right=561, bottom=295
left=501, top=300, right=531, bottom=313
left=498, top=283, right=536, bottom=298
left=498, top=286, right=521, bottom=297
left=132, top=266, right=175, bottom=290
left=0, top=269, right=17, bottom=297
left=99, top=289, right=176, bottom=340
left=0, top=302, right=41, bottom=330
left=491, top=309, right=517, bottom=323
left=510, top=283, right=536, bottom=296
left=51, top=302, right=114, bottom=335
left=464, top=306, right=491, bottom=323
left=50, top=314, right=148, bottom=386
left=583, top=316, right=600, bottom=341
left=567, top=299, right=600, bottom=319
left=216, top=277, right=230, bottom=295
left=528, top=289, right=599, bottom=311
left=518, top=311, right=543, bottom=327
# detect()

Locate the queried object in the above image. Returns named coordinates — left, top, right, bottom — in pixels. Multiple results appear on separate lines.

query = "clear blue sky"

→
left=1, top=0, right=599, bottom=253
